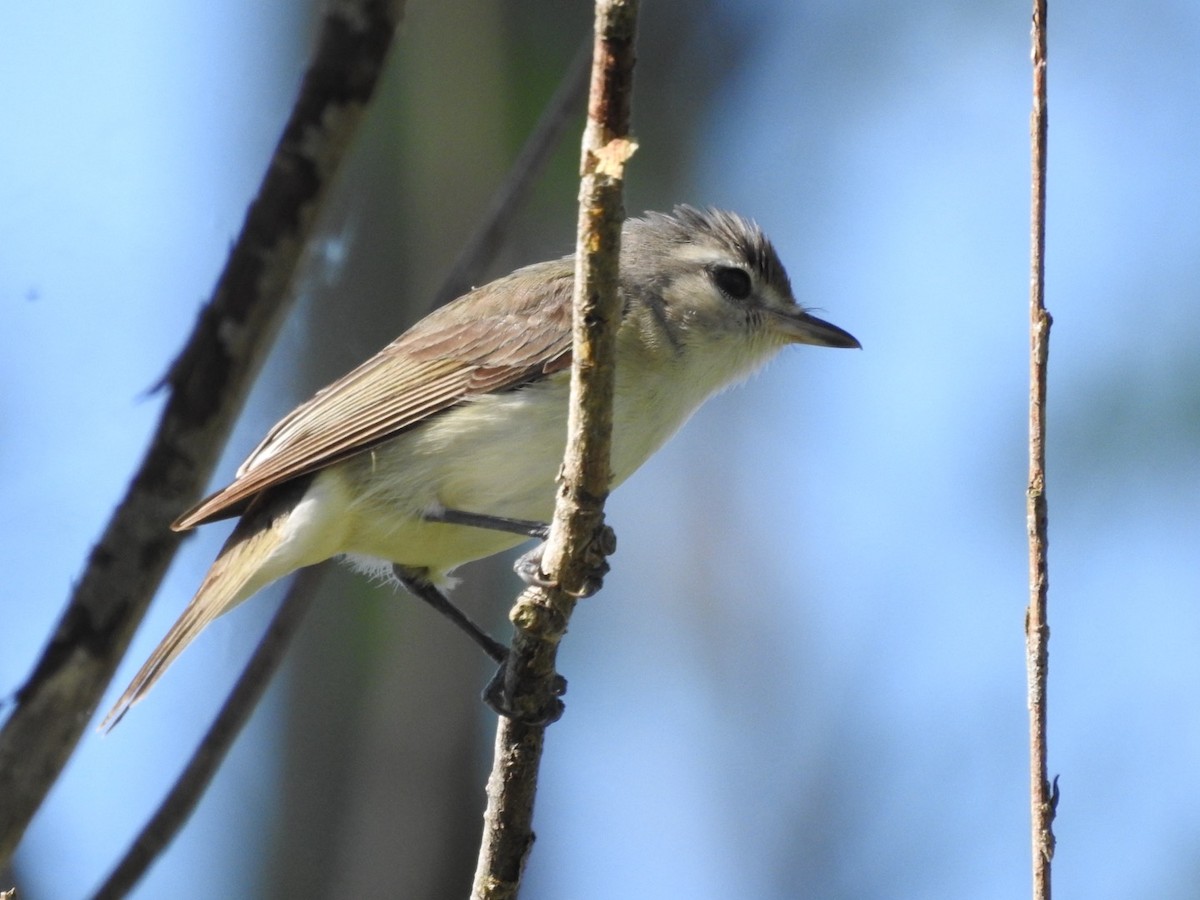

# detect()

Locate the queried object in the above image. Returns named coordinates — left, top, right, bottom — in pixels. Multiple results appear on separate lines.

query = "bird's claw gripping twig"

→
left=513, top=521, right=617, bottom=598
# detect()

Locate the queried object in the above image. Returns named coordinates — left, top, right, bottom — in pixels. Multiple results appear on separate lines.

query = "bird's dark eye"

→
left=710, top=265, right=753, bottom=301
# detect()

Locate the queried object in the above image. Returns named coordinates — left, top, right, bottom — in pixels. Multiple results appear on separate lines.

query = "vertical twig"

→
left=1027, top=0, right=1055, bottom=897
left=471, top=2, right=639, bottom=898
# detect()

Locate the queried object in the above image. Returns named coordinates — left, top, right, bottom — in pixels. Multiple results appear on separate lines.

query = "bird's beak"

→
left=771, top=308, right=861, bottom=349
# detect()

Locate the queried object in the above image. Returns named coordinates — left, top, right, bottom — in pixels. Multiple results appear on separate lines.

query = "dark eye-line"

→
left=709, top=265, right=753, bottom=301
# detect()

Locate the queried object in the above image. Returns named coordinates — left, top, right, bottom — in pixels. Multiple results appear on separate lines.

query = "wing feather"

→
left=174, top=266, right=575, bottom=530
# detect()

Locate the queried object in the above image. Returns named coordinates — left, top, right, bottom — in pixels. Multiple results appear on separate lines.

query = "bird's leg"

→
left=422, top=506, right=549, bottom=540
left=392, top=563, right=567, bottom=723
left=392, top=565, right=507, bottom=664
left=423, top=504, right=617, bottom=596
left=415, top=505, right=615, bottom=723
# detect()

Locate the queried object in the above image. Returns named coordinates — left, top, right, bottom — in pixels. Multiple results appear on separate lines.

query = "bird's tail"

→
left=100, top=515, right=291, bottom=731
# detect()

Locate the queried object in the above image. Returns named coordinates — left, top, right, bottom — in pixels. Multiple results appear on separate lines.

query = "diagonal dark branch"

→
left=471, top=3, right=639, bottom=897
left=0, top=0, right=407, bottom=868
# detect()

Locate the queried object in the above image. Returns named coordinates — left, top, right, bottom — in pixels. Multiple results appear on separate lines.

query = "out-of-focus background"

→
left=3, top=1, right=1198, bottom=897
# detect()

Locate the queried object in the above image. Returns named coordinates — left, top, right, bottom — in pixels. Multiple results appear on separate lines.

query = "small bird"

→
left=102, top=206, right=858, bottom=728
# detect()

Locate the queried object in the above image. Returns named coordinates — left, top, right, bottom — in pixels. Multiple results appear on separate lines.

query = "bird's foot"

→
left=483, top=660, right=567, bottom=725
left=514, top=522, right=617, bottom=598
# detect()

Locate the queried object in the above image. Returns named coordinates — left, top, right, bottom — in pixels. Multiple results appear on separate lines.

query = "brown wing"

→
left=174, top=263, right=576, bottom=530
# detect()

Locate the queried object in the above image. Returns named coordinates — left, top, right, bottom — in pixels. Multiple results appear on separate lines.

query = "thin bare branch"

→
left=1026, top=0, right=1055, bottom=896
left=89, top=566, right=325, bottom=900
left=0, top=0, right=406, bottom=867
left=471, top=3, right=639, bottom=897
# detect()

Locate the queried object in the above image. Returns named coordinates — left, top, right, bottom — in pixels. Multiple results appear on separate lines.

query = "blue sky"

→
left=3, top=1, right=1199, bottom=897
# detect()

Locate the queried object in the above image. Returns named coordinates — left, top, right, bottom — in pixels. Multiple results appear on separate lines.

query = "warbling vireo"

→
left=102, top=206, right=858, bottom=728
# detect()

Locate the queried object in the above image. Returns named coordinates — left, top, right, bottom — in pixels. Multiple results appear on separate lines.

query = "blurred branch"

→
left=0, top=0, right=406, bottom=868
left=1026, top=0, right=1055, bottom=897
left=471, top=2, right=639, bottom=897
left=432, top=38, right=592, bottom=308
left=89, top=566, right=325, bottom=900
